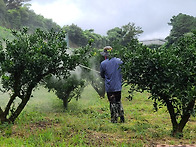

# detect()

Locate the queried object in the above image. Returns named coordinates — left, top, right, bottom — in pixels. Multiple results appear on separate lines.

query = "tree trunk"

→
left=0, top=85, right=34, bottom=123
left=8, top=97, right=30, bottom=123
left=4, top=93, right=17, bottom=118
left=163, top=94, right=195, bottom=137
left=0, top=107, right=8, bottom=123
left=161, top=95, right=179, bottom=136
left=0, top=94, right=18, bottom=123
left=177, top=100, right=195, bottom=133
left=63, top=97, right=68, bottom=109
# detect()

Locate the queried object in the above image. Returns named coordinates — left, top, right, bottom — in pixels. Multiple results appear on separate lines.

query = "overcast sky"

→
left=29, top=0, right=196, bottom=40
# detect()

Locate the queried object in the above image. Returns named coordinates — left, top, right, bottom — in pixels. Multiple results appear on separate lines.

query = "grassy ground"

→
left=0, top=85, right=195, bottom=146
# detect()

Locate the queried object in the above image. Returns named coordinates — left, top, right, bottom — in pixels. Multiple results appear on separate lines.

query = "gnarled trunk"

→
left=0, top=93, right=18, bottom=123
left=177, top=100, right=195, bottom=134
left=163, top=95, right=195, bottom=137
left=0, top=85, right=34, bottom=124
left=0, top=107, right=8, bottom=123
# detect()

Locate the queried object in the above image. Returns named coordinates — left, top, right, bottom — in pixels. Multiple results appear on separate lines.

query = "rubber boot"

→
left=116, top=102, right=125, bottom=123
left=110, top=103, right=118, bottom=123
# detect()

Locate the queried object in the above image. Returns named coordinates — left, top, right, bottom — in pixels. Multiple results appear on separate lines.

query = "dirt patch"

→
left=28, top=118, right=59, bottom=130
left=144, top=139, right=196, bottom=147
left=85, top=130, right=126, bottom=146
left=12, top=117, right=60, bottom=137
left=156, top=145, right=196, bottom=147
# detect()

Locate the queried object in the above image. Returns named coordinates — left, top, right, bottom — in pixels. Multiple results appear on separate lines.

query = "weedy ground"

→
left=0, top=85, right=195, bottom=146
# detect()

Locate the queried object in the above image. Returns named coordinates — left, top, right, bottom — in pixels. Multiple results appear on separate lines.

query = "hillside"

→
left=0, top=0, right=60, bottom=32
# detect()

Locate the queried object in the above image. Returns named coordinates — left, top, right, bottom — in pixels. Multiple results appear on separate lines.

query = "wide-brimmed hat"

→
left=100, top=46, right=112, bottom=57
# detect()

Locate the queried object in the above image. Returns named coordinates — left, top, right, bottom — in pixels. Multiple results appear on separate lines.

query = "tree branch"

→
left=162, top=94, right=178, bottom=131
left=4, top=93, right=17, bottom=117
left=9, top=84, right=34, bottom=122
left=179, top=100, right=195, bottom=131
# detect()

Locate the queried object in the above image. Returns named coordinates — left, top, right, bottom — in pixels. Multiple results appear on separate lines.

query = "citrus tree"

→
left=120, top=32, right=196, bottom=136
left=0, top=28, right=88, bottom=123
left=44, top=75, right=85, bottom=108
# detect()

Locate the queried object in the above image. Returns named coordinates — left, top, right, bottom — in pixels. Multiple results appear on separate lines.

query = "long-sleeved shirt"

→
left=100, top=57, right=123, bottom=92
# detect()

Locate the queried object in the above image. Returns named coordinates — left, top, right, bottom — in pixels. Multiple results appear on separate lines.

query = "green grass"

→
left=0, top=85, right=195, bottom=146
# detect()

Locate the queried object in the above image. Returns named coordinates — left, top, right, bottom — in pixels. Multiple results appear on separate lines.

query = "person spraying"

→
left=100, top=46, right=125, bottom=123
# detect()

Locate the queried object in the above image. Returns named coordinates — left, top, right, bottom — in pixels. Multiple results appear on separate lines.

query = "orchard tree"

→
left=43, top=43, right=95, bottom=108
left=44, top=57, right=105, bottom=109
left=44, top=40, right=105, bottom=108
left=44, top=75, right=85, bottom=108
left=120, top=32, right=196, bottom=136
left=0, top=28, right=88, bottom=123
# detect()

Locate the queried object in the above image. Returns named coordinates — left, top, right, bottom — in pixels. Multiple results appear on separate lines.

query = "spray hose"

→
left=79, top=64, right=100, bottom=73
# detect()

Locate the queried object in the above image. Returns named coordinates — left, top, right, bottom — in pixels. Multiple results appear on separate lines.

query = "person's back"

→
left=100, top=57, right=122, bottom=92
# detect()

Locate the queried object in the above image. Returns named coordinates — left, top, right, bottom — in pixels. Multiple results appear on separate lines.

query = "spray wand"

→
left=79, top=64, right=100, bottom=73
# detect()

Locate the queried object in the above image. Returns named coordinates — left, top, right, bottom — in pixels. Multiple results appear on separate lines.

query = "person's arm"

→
left=100, top=64, right=105, bottom=79
left=117, top=58, right=123, bottom=64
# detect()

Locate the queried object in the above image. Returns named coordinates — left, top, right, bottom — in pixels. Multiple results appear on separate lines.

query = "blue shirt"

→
left=100, top=57, right=123, bottom=92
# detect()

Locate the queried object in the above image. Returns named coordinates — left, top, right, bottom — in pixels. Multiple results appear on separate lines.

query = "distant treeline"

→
left=0, top=0, right=144, bottom=48
left=0, top=0, right=196, bottom=48
left=63, top=13, right=196, bottom=48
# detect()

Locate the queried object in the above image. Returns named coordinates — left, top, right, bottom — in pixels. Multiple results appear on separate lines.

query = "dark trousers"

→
left=107, top=91, right=124, bottom=123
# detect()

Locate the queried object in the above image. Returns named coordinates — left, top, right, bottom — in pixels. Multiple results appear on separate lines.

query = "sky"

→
left=29, top=0, right=196, bottom=41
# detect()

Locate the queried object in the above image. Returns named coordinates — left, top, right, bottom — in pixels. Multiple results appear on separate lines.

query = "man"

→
left=100, top=46, right=125, bottom=123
